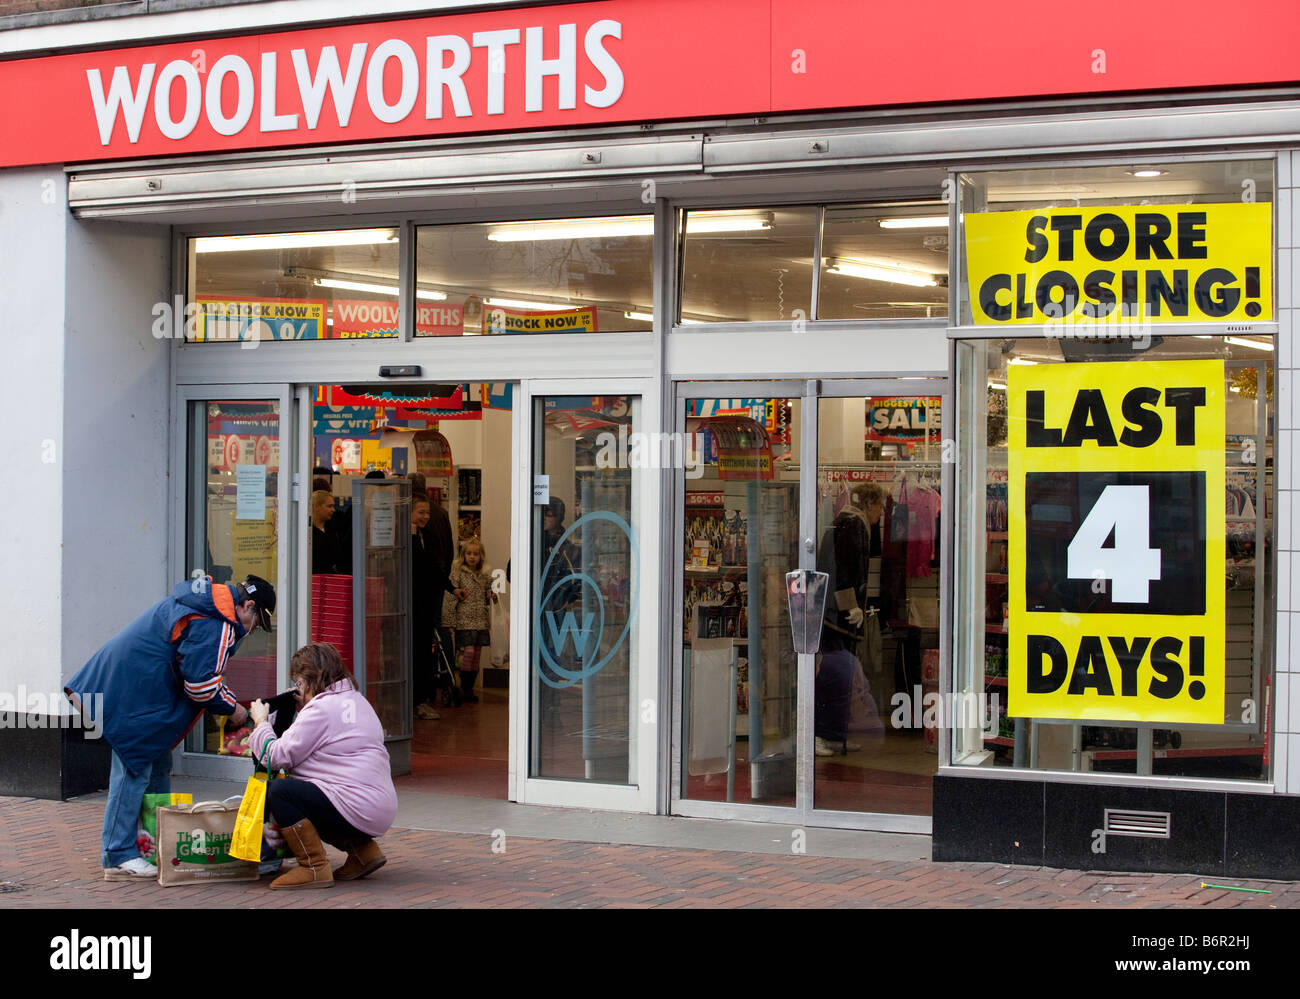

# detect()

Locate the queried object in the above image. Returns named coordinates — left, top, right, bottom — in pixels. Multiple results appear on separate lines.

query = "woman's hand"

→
left=249, top=699, right=270, bottom=727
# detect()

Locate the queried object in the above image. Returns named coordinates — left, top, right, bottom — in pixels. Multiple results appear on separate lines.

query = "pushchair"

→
left=432, top=628, right=462, bottom=707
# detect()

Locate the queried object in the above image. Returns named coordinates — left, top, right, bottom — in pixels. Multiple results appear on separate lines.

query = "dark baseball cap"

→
left=241, top=575, right=276, bottom=631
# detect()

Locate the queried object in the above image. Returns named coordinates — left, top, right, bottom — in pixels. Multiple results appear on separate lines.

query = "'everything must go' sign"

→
left=965, top=204, right=1272, bottom=326
left=1007, top=360, right=1226, bottom=726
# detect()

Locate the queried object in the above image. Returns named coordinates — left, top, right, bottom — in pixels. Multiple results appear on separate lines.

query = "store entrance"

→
left=309, top=382, right=516, bottom=799
left=673, top=380, right=948, bottom=827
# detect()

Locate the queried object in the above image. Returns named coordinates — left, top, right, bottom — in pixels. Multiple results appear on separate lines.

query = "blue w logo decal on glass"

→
left=532, top=511, right=638, bottom=689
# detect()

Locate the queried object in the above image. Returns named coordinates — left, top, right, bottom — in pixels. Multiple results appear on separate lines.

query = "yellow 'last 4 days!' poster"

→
left=1007, top=359, right=1226, bottom=725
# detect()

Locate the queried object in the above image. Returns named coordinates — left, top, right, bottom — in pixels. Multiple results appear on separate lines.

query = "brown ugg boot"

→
left=270, top=819, right=333, bottom=889
left=334, top=838, right=387, bottom=881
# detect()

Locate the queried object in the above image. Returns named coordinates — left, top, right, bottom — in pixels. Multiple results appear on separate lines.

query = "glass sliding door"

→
left=672, top=380, right=948, bottom=829
left=528, top=394, right=641, bottom=785
left=813, top=394, right=944, bottom=816
left=679, top=393, right=802, bottom=807
left=178, top=388, right=291, bottom=769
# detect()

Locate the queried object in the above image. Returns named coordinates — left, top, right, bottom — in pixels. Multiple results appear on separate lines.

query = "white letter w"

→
left=87, top=64, right=156, bottom=145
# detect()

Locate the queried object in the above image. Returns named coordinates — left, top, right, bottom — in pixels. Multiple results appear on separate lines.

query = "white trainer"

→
left=103, top=856, right=156, bottom=881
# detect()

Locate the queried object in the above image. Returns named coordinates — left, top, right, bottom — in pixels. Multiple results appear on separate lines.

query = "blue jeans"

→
left=101, top=747, right=173, bottom=868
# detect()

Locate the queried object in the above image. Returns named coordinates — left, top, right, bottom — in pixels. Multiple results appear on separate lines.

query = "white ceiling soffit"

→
left=704, top=101, right=1300, bottom=171
left=67, top=132, right=706, bottom=219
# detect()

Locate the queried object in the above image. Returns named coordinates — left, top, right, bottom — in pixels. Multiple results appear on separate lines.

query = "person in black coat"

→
left=818, top=483, right=889, bottom=653
left=311, top=490, right=340, bottom=575
left=410, top=495, right=441, bottom=720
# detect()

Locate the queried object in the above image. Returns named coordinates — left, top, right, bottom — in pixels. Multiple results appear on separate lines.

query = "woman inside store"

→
left=247, top=642, right=398, bottom=889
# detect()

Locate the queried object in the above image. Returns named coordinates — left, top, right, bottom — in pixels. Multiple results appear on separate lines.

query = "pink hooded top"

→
left=249, top=679, right=398, bottom=838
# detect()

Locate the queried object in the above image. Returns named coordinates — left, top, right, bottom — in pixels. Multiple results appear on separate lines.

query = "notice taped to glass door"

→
left=1007, top=359, right=1226, bottom=725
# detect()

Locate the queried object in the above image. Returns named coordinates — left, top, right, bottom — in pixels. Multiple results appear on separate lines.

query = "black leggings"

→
left=268, top=778, right=367, bottom=847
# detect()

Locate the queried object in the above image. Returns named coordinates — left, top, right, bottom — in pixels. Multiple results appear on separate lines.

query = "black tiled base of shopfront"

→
left=0, top=719, right=110, bottom=800
left=934, top=775, right=1300, bottom=879
left=932, top=775, right=1045, bottom=865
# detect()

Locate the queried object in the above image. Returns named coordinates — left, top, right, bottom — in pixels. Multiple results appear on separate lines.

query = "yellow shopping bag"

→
left=229, top=743, right=273, bottom=863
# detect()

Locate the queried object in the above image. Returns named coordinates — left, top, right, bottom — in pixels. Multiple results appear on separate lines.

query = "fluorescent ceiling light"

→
left=878, top=216, right=949, bottom=229
left=314, top=278, right=447, bottom=301
left=195, top=229, right=399, bottom=253
left=486, top=213, right=771, bottom=242
left=488, top=218, right=652, bottom=241
left=1127, top=168, right=1169, bottom=178
left=1226, top=336, right=1273, bottom=352
left=1007, top=358, right=1038, bottom=365
left=485, top=296, right=580, bottom=311
left=826, top=258, right=939, bottom=287
left=686, top=213, right=774, bottom=235
left=624, top=311, right=655, bottom=323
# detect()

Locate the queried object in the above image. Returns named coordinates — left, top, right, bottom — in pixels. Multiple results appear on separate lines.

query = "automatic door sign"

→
left=1007, top=360, right=1226, bottom=725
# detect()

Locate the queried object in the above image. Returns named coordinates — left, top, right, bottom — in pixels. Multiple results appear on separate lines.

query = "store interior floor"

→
left=413, top=687, right=932, bottom=814
left=407, top=683, right=509, bottom=799
left=686, top=727, right=934, bottom=815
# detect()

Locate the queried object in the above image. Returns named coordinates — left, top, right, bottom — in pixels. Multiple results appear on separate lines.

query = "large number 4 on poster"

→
left=1007, top=359, right=1226, bottom=726
left=1066, top=485, right=1161, bottom=604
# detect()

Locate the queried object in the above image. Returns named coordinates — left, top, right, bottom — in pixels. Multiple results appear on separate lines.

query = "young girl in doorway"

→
left=448, top=538, right=497, bottom=704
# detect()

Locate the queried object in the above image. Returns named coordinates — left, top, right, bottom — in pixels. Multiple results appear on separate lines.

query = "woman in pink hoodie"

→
left=248, top=642, right=398, bottom=889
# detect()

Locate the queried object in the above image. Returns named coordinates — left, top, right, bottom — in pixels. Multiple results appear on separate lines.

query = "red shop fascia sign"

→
left=2, top=0, right=1296, bottom=168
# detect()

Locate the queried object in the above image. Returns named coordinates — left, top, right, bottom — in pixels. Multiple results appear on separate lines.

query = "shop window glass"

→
left=818, top=203, right=949, bottom=320
left=958, top=160, right=1274, bottom=327
left=187, top=229, right=401, bottom=343
left=679, top=207, right=817, bottom=323
left=415, top=216, right=653, bottom=336
left=954, top=337, right=1273, bottom=781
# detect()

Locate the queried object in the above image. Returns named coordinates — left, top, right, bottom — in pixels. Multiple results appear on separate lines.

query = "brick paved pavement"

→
left=0, top=796, right=1295, bottom=908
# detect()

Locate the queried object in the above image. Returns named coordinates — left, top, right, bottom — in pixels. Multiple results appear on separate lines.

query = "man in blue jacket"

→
left=65, top=574, right=276, bottom=881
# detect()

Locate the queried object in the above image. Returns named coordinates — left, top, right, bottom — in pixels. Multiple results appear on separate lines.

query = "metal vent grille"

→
left=1103, top=808, right=1172, bottom=840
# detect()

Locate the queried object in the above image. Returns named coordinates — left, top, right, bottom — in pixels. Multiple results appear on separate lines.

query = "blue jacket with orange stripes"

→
left=65, top=579, right=249, bottom=775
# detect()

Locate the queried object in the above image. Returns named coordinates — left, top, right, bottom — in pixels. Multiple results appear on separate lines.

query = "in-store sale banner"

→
left=867, top=396, right=941, bottom=442
left=194, top=298, right=326, bottom=341
left=328, top=300, right=464, bottom=337
left=706, top=416, right=773, bottom=481
left=966, top=203, right=1272, bottom=326
left=1007, top=359, right=1225, bottom=725
left=485, top=306, right=596, bottom=335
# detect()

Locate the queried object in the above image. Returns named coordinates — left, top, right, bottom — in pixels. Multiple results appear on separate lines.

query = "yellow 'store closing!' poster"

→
left=965, top=203, right=1272, bottom=326
left=1007, top=359, right=1226, bottom=725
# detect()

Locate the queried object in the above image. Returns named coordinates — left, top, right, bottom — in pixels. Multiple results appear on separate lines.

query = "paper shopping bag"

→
left=156, top=801, right=259, bottom=885
left=137, top=792, right=193, bottom=868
